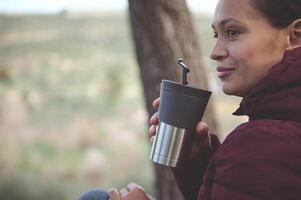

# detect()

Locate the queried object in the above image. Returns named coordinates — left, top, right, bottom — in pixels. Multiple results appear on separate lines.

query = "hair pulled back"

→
left=251, top=0, right=301, bottom=28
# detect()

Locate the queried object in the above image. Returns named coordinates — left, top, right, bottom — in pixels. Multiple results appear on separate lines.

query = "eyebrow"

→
left=211, top=18, right=242, bottom=28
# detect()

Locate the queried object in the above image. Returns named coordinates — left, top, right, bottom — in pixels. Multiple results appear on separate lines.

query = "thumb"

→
left=108, top=188, right=121, bottom=200
left=195, top=121, right=209, bottom=136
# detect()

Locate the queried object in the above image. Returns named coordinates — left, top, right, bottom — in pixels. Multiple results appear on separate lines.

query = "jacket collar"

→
left=233, top=46, right=301, bottom=122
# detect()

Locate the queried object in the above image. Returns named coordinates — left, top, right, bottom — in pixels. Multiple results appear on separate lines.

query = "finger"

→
left=149, top=125, right=157, bottom=137
left=152, top=98, right=160, bottom=109
left=195, top=121, right=209, bottom=136
left=120, top=188, right=129, bottom=198
left=126, top=182, right=143, bottom=191
left=149, top=113, right=159, bottom=125
left=127, top=183, right=153, bottom=199
left=108, top=188, right=121, bottom=200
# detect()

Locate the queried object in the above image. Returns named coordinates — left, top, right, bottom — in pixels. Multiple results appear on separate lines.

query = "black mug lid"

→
left=159, top=80, right=212, bottom=128
left=161, top=80, right=212, bottom=100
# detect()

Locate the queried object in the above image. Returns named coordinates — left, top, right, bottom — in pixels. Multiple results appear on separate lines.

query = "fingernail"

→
left=151, top=136, right=155, bottom=143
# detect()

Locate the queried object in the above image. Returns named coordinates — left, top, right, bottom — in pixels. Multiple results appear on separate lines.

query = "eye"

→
left=226, top=29, right=239, bottom=39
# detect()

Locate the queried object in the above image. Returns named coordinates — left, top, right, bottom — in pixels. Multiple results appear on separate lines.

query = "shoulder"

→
left=210, top=120, right=301, bottom=197
left=213, top=119, right=301, bottom=174
left=212, top=119, right=301, bottom=172
left=222, top=119, right=301, bottom=147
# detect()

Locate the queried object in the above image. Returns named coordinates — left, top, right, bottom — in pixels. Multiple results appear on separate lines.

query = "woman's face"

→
left=211, top=0, right=290, bottom=96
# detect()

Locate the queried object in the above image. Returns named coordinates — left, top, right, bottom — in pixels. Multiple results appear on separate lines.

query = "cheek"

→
left=242, top=35, right=284, bottom=69
left=225, top=44, right=268, bottom=95
left=223, top=30, right=287, bottom=96
left=230, top=39, right=278, bottom=77
left=229, top=44, right=256, bottom=76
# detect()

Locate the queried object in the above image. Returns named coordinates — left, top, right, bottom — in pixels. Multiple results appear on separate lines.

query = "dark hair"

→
left=250, top=0, right=301, bottom=28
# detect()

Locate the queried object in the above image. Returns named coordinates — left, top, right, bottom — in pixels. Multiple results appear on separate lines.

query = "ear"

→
left=289, top=19, right=301, bottom=47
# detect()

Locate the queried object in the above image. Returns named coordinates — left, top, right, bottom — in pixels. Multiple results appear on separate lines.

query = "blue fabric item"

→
left=77, top=189, right=109, bottom=200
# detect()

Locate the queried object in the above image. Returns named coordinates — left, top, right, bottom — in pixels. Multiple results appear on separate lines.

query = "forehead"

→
left=212, top=0, right=264, bottom=26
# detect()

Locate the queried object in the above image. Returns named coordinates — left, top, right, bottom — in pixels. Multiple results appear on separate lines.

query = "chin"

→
left=222, top=85, right=244, bottom=97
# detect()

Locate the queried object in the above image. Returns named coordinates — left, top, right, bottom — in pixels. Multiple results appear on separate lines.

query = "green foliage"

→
left=0, top=173, right=68, bottom=200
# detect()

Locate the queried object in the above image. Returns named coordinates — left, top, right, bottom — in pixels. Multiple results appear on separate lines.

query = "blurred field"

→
left=0, top=11, right=246, bottom=199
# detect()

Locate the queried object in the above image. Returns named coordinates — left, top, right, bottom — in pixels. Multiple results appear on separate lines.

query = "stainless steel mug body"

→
left=150, top=122, right=194, bottom=167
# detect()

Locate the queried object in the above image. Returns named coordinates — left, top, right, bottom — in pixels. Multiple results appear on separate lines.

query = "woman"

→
left=107, top=0, right=301, bottom=199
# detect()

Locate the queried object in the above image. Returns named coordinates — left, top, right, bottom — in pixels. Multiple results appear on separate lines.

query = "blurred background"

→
left=0, top=0, right=247, bottom=199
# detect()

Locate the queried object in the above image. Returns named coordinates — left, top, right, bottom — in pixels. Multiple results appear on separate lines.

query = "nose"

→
left=210, top=41, right=228, bottom=61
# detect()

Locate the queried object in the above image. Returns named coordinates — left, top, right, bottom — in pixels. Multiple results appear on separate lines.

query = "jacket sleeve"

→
left=172, top=134, right=220, bottom=200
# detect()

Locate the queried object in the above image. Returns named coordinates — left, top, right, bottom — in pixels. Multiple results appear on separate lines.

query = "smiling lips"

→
left=216, top=66, right=236, bottom=78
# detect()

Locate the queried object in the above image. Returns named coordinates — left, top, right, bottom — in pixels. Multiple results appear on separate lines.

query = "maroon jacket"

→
left=177, top=46, right=301, bottom=200
left=197, top=47, right=301, bottom=199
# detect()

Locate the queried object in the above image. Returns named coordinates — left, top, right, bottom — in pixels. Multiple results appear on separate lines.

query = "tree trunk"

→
left=128, top=0, right=218, bottom=199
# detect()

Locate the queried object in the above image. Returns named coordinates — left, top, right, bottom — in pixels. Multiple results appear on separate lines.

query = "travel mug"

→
left=149, top=60, right=211, bottom=168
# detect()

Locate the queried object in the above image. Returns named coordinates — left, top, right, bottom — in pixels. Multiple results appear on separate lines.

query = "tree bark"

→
left=128, top=0, right=218, bottom=199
